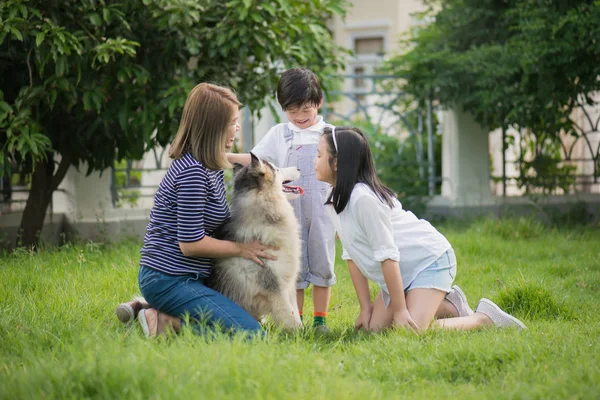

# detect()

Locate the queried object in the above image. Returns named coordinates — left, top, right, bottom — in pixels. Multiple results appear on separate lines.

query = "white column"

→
left=58, top=164, right=149, bottom=241
left=440, top=107, right=493, bottom=206
left=58, top=165, right=114, bottom=224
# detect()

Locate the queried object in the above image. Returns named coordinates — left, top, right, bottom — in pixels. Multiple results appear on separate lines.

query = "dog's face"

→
left=233, top=153, right=304, bottom=199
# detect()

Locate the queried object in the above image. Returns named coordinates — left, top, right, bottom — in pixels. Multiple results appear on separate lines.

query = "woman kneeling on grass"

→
left=315, top=126, right=526, bottom=333
left=116, top=83, right=277, bottom=338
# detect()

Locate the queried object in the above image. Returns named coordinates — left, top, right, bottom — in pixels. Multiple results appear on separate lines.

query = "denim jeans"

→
left=138, top=266, right=263, bottom=336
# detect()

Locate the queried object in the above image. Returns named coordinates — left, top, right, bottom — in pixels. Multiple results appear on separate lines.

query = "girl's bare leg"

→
left=367, top=292, right=392, bottom=332
left=407, top=288, right=493, bottom=331
left=368, top=288, right=494, bottom=333
left=435, top=298, right=460, bottom=319
left=405, top=288, right=447, bottom=331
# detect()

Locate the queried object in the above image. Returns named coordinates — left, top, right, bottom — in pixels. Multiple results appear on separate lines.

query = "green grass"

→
left=1, top=218, right=599, bottom=399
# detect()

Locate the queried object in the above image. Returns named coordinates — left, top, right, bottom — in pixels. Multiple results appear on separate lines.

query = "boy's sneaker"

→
left=314, top=324, right=330, bottom=334
left=445, top=285, right=474, bottom=317
left=115, top=297, right=149, bottom=324
left=475, top=298, right=527, bottom=330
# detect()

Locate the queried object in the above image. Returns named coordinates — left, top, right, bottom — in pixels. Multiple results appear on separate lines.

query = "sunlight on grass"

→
left=1, top=219, right=599, bottom=399
left=495, top=275, right=576, bottom=321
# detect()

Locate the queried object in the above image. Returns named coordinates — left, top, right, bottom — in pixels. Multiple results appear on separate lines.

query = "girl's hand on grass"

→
left=392, top=309, right=419, bottom=334
left=355, top=307, right=372, bottom=331
left=238, top=241, right=279, bottom=267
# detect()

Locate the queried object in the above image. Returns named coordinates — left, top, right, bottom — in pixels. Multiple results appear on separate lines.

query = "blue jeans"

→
left=138, top=266, right=263, bottom=337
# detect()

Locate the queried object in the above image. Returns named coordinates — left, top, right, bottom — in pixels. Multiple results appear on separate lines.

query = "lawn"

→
left=1, top=218, right=599, bottom=399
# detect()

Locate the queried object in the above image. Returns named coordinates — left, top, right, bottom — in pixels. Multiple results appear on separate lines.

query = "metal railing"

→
left=492, top=101, right=600, bottom=196
left=322, top=74, right=440, bottom=197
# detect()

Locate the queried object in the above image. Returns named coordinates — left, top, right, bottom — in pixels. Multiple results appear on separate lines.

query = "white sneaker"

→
left=475, top=298, right=527, bottom=330
left=445, top=285, right=474, bottom=317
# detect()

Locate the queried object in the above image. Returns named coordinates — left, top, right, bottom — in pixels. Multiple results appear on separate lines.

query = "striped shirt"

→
left=140, top=153, right=229, bottom=277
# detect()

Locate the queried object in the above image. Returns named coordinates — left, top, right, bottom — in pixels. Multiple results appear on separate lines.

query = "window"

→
left=354, top=37, right=384, bottom=56
left=354, top=66, right=366, bottom=89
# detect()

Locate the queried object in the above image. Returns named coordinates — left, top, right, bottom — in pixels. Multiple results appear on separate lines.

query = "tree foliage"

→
left=386, top=0, right=600, bottom=134
left=0, top=0, right=349, bottom=246
left=384, top=0, right=600, bottom=195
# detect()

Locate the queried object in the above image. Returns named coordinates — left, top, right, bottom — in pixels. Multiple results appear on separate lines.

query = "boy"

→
left=228, top=68, right=336, bottom=330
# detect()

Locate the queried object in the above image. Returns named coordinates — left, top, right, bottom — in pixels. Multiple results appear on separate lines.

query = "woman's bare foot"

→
left=138, top=308, right=181, bottom=337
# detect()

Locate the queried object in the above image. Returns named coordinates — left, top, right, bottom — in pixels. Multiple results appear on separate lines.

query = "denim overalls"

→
left=283, top=126, right=336, bottom=289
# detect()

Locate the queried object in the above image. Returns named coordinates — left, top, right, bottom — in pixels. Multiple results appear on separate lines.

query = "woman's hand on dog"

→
left=238, top=240, right=279, bottom=266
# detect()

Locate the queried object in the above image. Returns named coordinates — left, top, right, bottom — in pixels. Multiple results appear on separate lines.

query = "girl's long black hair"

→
left=323, top=126, right=396, bottom=214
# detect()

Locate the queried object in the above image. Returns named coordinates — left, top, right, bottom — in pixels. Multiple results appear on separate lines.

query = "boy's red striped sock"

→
left=313, top=311, right=327, bottom=327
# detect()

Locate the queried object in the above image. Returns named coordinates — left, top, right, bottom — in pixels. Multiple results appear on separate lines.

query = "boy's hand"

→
left=227, top=153, right=251, bottom=166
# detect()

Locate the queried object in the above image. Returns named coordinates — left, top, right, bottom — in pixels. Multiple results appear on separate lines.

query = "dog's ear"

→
left=233, top=163, right=244, bottom=175
left=250, top=152, right=261, bottom=167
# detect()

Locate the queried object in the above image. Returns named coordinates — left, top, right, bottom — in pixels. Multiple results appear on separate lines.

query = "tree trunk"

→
left=18, top=155, right=71, bottom=248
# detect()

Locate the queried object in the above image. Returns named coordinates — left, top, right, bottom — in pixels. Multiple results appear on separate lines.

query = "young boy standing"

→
left=228, top=68, right=336, bottom=330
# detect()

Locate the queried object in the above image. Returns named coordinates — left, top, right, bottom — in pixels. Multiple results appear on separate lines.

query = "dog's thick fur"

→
left=207, top=153, right=303, bottom=330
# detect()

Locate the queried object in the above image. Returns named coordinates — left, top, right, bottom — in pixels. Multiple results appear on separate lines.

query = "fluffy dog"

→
left=207, top=153, right=304, bottom=330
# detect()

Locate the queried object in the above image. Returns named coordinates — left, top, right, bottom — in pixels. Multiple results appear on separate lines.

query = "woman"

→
left=120, top=83, right=277, bottom=337
left=314, top=126, right=526, bottom=332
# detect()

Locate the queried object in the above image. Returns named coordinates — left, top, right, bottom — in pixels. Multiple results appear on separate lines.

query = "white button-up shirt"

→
left=327, top=183, right=451, bottom=297
left=251, top=116, right=332, bottom=166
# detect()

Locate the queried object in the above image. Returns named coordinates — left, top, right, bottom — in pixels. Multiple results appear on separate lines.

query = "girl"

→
left=122, top=83, right=277, bottom=338
left=314, top=126, right=526, bottom=332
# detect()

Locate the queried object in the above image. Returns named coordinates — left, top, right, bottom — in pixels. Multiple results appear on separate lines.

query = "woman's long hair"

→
left=169, top=83, right=241, bottom=170
left=323, top=126, right=396, bottom=214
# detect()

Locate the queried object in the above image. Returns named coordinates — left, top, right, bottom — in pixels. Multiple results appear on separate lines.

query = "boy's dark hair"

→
left=276, top=68, right=323, bottom=111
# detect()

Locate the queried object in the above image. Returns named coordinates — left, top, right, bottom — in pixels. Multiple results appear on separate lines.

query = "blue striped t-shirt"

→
left=140, top=153, right=229, bottom=277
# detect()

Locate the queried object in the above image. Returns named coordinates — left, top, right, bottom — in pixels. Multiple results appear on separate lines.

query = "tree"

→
left=0, top=0, right=350, bottom=247
left=384, top=0, right=600, bottom=191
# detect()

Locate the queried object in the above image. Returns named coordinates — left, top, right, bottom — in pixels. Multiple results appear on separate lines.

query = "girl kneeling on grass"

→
left=314, top=126, right=526, bottom=333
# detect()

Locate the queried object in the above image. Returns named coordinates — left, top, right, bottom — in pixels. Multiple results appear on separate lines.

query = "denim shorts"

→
left=407, top=247, right=457, bottom=293
left=382, top=248, right=457, bottom=308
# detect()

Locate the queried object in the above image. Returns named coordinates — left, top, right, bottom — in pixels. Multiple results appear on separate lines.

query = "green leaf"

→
left=10, top=27, right=23, bottom=41
left=262, top=3, right=276, bottom=16
left=250, top=13, right=262, bottom=23
left=0, top=101, right=12, bottom=124
left=29, top=135, right=39, bottom=155
left=89, top=13, right=102, bottom=26
left=48, top=89, right=58, bottom=109
left=30, top=8, right=42, bottom=19
left=55, top=56, right=67, bottom=76
left=83, top=91, right=92, bottom=111
left=92, top=91, right=103, bottom=112
left=18, top=4, right=28, bottom=19
left=118, top=109, right=128, bottom=131
left=35, top=31, right=46, bottom=47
